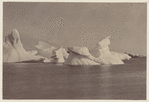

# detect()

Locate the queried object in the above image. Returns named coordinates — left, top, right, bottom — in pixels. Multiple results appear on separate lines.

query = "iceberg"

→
left=62, top=48, right=69, bottom=60
left=35, top=41, right=69, bottom=63
left=125, top=53, right=145, bottom=58
left=90, top=35, right=124, bottom=65
left=3, top=29, right=43, bottom=62
left=51, top=47, right=69, bottom=63
left=111, top=51, right=131, bottom=60
left=64, top=46, right=101, bottom=65
left=35, top=41, right=57, bottom=59
left=27, top=50, right=38, bottom=55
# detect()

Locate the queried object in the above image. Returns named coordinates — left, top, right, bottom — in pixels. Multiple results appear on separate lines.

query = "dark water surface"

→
left=3, top=57, right=146, bottom=99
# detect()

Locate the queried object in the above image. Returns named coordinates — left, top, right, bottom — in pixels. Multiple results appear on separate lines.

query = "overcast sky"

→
left=3, top=2, right=147, bottom=55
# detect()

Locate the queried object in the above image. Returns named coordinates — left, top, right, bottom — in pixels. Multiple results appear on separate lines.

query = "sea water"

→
left=3, top=57, right=146, bottom=99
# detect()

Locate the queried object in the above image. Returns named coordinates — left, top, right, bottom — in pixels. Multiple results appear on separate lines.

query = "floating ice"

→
left=90, top=35, right=124, bottom=65
left=51, top=47, right=69, bottom=63
left=111, top=51, right=131, bottom=60
left=3, top=29, right=43, bottom=62
left=35, top=41, right=57, bottom=59
left=64, top=46, right=101, bottom=65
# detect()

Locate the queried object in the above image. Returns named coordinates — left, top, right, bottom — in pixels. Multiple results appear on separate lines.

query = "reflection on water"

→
left=3, top=58, right=146, bottom=99
left=99, top=65, right=112, bottom=99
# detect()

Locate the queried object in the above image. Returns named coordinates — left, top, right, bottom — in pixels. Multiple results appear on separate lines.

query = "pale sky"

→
left=3, top=2, right=147, bottom=55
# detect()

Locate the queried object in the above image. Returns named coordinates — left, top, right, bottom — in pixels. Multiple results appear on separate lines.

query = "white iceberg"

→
left=64, top=46, right=101, bottom=65
left=35, top=41, right=69, bottom=63
left=35, top=41, right=57, bottom=59
left=3, top=29, right=43, bottom=62
left=90, top=35, right=124, bottom=65
left=51, top=47, right=69, bottom=63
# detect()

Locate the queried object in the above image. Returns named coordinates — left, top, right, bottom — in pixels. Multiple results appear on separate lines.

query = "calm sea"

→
left=3, top=57, right=146, bottom=99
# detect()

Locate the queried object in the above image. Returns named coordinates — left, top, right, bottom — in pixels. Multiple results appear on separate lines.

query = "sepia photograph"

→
left=3, top=2, right=147, bottom=100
